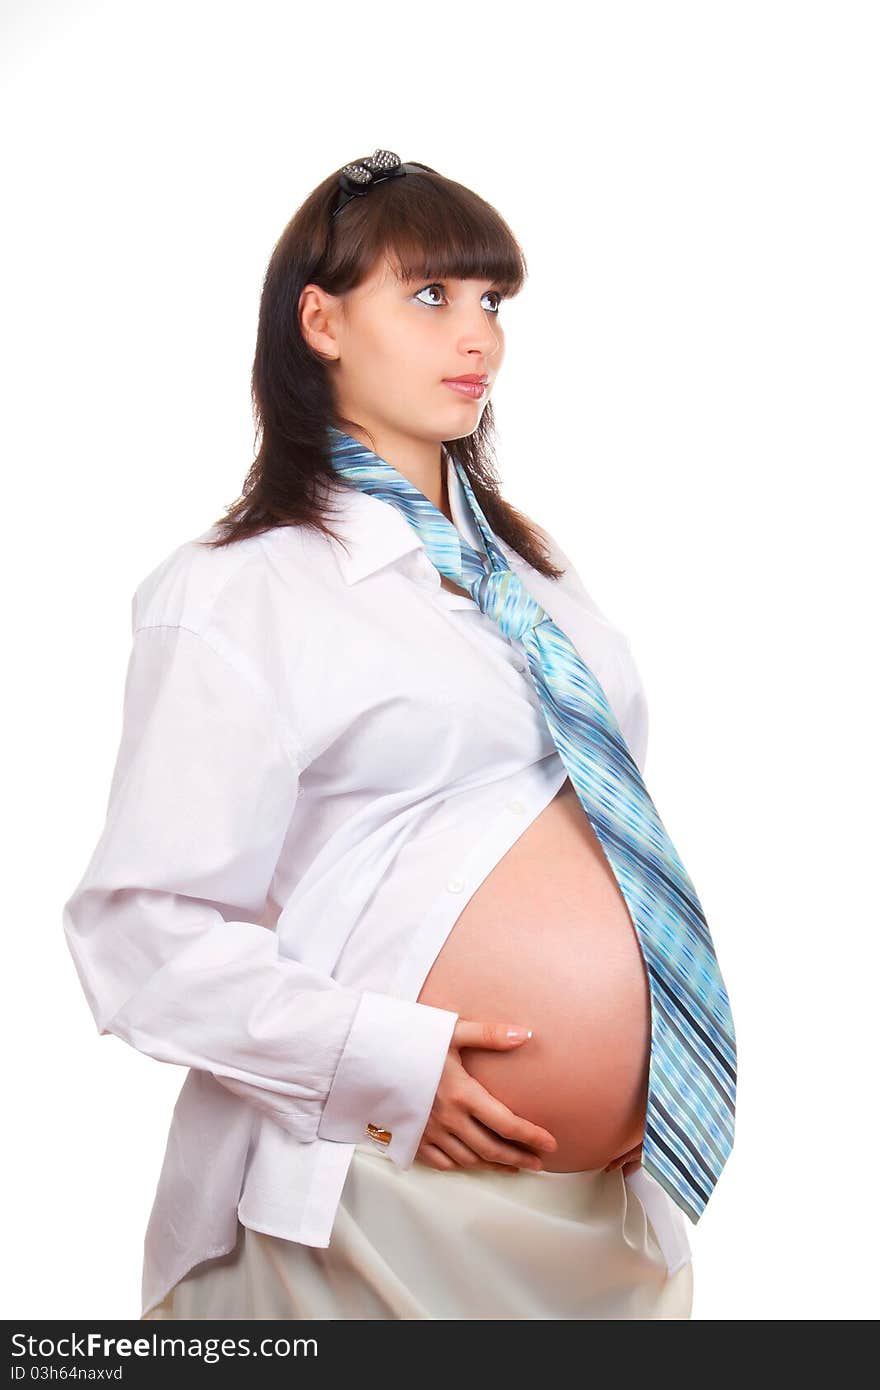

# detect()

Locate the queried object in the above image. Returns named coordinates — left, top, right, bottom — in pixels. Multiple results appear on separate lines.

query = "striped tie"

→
left=327, top=426, right=736, bottom=1224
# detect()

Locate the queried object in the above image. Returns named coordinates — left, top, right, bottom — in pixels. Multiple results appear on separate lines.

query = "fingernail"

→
left=506, top=1027, right=532, bottom=1041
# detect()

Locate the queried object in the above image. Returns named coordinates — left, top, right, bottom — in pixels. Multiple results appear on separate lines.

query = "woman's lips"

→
left=443, top=380, right=486, bottom=399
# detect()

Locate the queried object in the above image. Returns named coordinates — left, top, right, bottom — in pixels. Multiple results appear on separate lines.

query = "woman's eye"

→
left=414, top=284, right=503, bottom=313
left=414, top=284, right=445, bottom=307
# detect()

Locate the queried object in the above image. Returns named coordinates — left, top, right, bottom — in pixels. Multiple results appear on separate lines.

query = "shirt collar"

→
left=331, top=444, right=496, bottom=586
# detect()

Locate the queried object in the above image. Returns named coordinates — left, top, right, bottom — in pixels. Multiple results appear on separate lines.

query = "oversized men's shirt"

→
left=62, top=447, right=692, bottom=1318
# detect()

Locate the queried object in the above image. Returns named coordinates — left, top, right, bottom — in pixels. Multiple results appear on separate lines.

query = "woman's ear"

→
left=299, top=283, right=341, bottom=363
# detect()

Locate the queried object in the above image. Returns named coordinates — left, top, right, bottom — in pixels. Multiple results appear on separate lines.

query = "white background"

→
left=2, top=0, right=877, bottom=1321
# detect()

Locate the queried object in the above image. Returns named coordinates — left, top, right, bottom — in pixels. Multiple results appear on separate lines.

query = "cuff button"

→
left=365, top=1122, right=392, bottom=1146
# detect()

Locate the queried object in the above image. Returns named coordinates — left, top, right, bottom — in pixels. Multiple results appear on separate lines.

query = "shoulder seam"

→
left=131, top=620, right=308, bottom=773
left=131, top=534, right=262, bottom=634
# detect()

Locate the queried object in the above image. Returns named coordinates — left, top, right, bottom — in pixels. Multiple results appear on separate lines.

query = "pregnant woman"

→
left=64, top=151, right=736, bottom=1321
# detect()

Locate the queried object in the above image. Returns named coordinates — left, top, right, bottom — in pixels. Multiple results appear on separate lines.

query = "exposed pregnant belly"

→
left=416, top=776, right=651, bottom=1172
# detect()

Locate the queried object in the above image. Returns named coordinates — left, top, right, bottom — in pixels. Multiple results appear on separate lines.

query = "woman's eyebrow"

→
left=403, top=275, right=498, bottom=287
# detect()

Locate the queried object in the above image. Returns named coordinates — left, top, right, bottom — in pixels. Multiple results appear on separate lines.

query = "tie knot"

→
left=473, top=568, right=547, bottom=641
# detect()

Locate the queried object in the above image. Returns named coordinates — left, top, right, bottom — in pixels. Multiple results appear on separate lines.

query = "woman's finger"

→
left=441, top=1130, right=523, bottom=1173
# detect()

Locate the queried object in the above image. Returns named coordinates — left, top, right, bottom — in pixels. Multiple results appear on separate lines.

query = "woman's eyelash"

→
left=415, top=283, right=503, bottom=311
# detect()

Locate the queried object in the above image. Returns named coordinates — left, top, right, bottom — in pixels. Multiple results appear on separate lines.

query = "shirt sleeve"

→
left=62, top=621, right=458, bottom=1170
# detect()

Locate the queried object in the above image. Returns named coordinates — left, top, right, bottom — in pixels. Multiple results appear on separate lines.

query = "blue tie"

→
left=327, top=425, right=736, bottom=1224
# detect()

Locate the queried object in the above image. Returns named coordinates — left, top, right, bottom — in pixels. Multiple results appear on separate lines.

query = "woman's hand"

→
left=603, top=1142, right=643, bottom=1176
left=416, top=1018, right=558, bottom=1173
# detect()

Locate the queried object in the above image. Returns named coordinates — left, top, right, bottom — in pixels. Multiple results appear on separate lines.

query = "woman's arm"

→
left=62, top=621, right=458, bottom=1169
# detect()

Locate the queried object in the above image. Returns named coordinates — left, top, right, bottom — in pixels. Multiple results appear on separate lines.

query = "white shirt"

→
left=63, top=450, right=692, bottom=1318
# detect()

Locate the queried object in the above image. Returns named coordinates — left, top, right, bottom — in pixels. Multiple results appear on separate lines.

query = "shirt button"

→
left=447, top=877, right=464, bottom=892
left=507, top=799, right=525, bottom=814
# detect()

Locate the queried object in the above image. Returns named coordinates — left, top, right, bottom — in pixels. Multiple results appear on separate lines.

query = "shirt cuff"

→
left=316, top=989, right=459, bottom=1168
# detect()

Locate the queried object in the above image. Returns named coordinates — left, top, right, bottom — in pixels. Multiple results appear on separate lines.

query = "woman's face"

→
left=307, top=253, right=505, bottom=447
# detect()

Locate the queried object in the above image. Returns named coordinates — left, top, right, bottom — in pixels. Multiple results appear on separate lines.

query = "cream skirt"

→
left=143, top=1141, right=693, bottom=1320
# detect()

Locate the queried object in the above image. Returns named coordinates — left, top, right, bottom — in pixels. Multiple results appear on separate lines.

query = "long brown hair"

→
left=201, top=159, right=565, bottom=580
